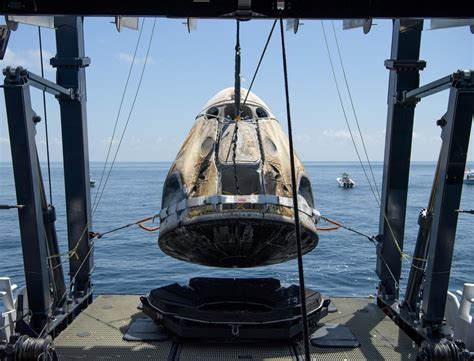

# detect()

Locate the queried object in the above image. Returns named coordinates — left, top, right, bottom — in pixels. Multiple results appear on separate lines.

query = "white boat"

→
left=464, top=168, right=474, bottom=185
left=337, top=173, right=355, bottom=188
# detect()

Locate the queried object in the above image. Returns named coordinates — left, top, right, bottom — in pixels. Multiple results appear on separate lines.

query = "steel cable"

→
left=279, top=16, right=311, bottom=361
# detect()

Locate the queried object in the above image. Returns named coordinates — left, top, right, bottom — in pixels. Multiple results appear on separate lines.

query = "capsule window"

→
left=256, top=107, right=268, bottom=118
left=298, top=176, right=314, bottom=208
left=162, top=172, right=185, bottom=209
left=206, top=106, right=219, bottom=119
left=224, top=105, right=253, bottom=120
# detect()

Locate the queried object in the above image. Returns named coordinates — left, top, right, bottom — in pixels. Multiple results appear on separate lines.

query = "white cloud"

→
left=129, top=136, right=142, bottom=146
left=100, top=137, right=118, bottom=146
left=2, top=48, right=55, bottom=73
left=322, top=129, right=353, bottom=141
left=295, top=134, right=311, bottom=144
left=116, top=52, right=155, bottom=65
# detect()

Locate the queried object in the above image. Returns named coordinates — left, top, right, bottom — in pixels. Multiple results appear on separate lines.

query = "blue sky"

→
left=0, top=17, right=472, bottom=162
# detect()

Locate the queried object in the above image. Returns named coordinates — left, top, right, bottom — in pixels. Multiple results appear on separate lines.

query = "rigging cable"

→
left=320, top=21, right=380, bottom=206
left=93, top=18, right=157, bottom=214
left=38, top=26, right=52, bottom=205
left=279, top=17, right=311, bottom=361
left=241, top=19, right=277, bottom=108
left=231, top=20, right=241, bottom=194
left=92, top=17, right=146, bottom=211
left=234, top=20, right=241, bottom=116
left=319, top=215, right=404, bottom=297
left=330, top=20, right=381, bottom=199
left=321, top=21, right=411, bottom=263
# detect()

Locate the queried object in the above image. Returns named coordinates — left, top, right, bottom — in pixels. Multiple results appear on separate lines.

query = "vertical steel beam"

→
left=3, top=70, right=50, bottom=332
left=51, top=16, right=93, bottom=295
left=377, top=19, right=424, bottom=301
left=422, top=78, right=474, bottom=328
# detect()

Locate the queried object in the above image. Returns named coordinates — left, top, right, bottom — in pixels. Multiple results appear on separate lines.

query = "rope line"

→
left=279, top=16, right=311, bottom=361
left=330, top=21, right=381, bottom=200
left=92, top=214, right=160, bottom=239
left=320, top=21, right=380, bottom=206
left=93, top=18, right=157, bottom=214
left=320, top=21, right=415, bottom=265
left=92, top=17, right=146, bottom=211
left=38, top=26, right=52, bottom=205
left=241, top=19, right=277, bottom=108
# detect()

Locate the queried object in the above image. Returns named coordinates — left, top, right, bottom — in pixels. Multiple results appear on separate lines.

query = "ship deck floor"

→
left=54, top=295, right=418, bottom=360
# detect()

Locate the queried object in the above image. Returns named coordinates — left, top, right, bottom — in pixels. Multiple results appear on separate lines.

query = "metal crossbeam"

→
left=0, top=0, right=471, bottom=18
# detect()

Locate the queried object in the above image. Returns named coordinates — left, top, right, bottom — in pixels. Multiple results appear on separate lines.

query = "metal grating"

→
left=297, top=298, right=418, bottom=360
left=54, top=296, right=418, bottom=360
left=178, top=343, right=294, bottom=360
left=55, top=295, right=173, bottom=360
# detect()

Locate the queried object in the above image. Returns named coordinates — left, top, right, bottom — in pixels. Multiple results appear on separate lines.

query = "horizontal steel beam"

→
left=3, top=66, right=74, bottom=99
left=403, top=70, right=473, bottom=104
left=0, top=0, right=472, bottom=18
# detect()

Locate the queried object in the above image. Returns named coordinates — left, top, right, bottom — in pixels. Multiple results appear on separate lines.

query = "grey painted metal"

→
left=377, top=19, right=424, bottom=302
left=403, top=158, right=439, bottom=314
left=2, top=71, right=51, bottom=332
left=2, top=66, right=73, bottom=99
left=24, top=69, right=75, bottom=99
left=0, top=0, right=470, bottom=18
left=52, top=16, right=93, bottom=295
left=421, top=72, right=474, bottom=327
left=403, top=73, right=455, bottom=103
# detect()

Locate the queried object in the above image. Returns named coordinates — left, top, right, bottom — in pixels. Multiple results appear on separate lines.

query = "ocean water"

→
left=1, top=161, right=473, bottom=301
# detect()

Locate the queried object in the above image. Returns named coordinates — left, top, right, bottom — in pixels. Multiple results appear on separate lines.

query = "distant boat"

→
left=464, top=168, right=474, bottom=185
left=337, top=173, right=355, bottom=188
left=90, top=179, right=96, bottom=187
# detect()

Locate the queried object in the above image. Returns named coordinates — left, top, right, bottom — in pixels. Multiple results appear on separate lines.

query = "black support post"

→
left=421, top=75, right=474, bottom=330
left=3, top=69, right=51, bottom=332
left=376, top=19, right=424, bottom=303
left=51, top=16, right=93, bottom=296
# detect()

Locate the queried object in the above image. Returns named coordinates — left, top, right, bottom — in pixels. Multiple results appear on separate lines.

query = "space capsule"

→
left=158, top=88, right=319, bottom=267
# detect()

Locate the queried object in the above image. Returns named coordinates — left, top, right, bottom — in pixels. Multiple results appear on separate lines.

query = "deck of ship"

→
left=54, top=295, right=418, bottom=360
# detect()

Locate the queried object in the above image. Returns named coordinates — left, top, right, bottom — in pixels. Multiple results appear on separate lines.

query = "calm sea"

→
left=1, top=162, right=473, bottom=301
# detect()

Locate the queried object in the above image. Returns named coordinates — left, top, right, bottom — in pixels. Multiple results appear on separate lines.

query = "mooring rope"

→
left=90, top=214, right=160, bottom=239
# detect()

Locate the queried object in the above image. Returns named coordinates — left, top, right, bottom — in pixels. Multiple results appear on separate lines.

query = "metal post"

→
left=3, top=69, right=51, bottom=332
left=51, top=16, right=93, bottom=296
left=421, top=76, right=474, bottom=330
left=376, top=19, right=424, bottom=302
